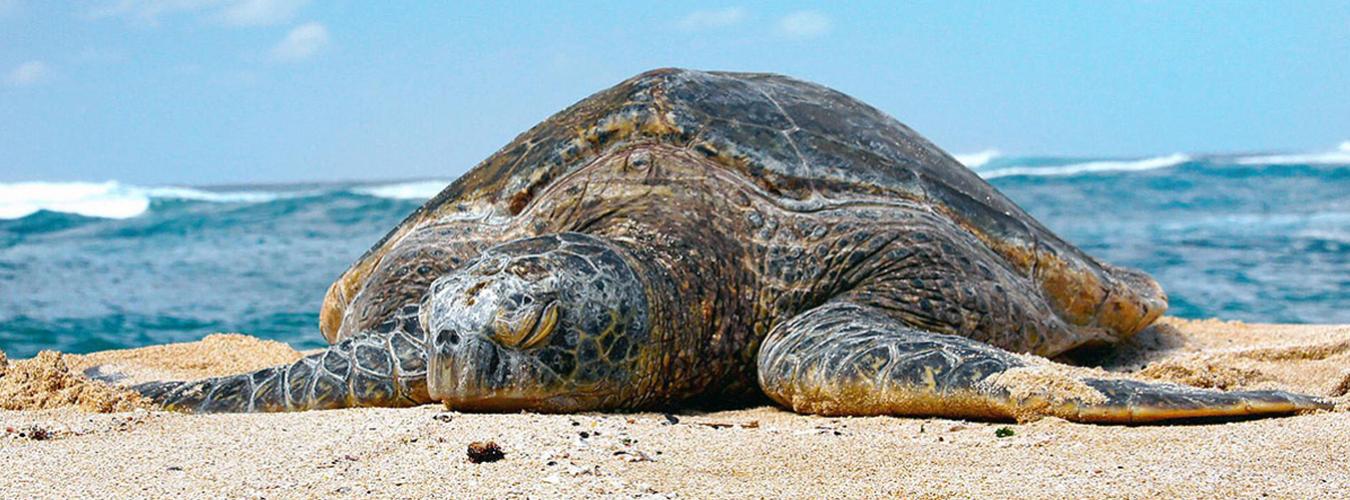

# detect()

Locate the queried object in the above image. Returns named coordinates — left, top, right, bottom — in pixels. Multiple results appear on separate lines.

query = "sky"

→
left=1, top=1, right=1347, bottom=185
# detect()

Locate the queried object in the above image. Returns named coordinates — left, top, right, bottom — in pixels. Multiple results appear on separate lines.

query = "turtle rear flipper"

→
left=1074, top=379, right=1329, bottom=423
left=756, top=301, right=1331, bottom=424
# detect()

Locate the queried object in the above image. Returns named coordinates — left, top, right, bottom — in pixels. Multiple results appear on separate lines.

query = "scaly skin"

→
left=140, top=304, right=431, bottom=412
left=138, top=69, right=1331, bottom=422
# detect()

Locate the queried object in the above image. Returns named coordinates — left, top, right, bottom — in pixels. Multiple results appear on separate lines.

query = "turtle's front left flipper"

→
left=135, top=326, right=431, bottom=413
left=757, top=302, right=1331, bottom=424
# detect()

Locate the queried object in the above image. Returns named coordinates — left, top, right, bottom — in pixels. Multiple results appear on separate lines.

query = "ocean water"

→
left=2, top=145, right=1347, bottom=358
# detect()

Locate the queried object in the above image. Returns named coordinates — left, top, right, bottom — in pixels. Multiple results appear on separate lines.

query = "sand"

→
left=0, top=351, right=147, bottom=413
left=2, top=318, right=1348, bottom=498
left=70, top=333, right=304, bottom=383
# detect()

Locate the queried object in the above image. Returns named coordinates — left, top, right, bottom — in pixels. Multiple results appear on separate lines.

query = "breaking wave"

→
left=977, top=153, right=1191, bottom=179
left=0, top=181, right=285, bottom=220
left=0, top=179, right=458, bottom=220
left=1231, top=141, right=1350, bottom=166
left=952, top=149, right=1001, bottom=168
left=350, top=180, right=449, bottom=200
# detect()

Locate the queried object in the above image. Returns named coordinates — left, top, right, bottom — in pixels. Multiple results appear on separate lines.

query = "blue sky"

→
left=2, top=1, right=1347, bottom=185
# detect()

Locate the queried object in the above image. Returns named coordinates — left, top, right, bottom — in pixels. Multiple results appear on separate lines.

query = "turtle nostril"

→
left=436, top=328, right=460, bottom=347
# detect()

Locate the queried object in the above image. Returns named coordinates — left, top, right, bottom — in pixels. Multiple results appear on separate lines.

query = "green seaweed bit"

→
left=994, top=427, right=1015, bottom=438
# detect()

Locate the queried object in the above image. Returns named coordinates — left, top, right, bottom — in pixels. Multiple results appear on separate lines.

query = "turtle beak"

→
left=427, top=327, right=558, bottom=410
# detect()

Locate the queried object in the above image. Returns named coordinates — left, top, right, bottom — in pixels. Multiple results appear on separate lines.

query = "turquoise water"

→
left=1, top=153, right=1347, bottom=358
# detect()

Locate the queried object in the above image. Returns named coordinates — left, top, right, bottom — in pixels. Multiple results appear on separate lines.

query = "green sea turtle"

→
left=137, top=68, right=1330, bottom=423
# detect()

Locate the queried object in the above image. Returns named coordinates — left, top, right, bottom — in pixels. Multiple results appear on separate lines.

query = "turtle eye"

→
left=493, top=300, right=559, bottom=350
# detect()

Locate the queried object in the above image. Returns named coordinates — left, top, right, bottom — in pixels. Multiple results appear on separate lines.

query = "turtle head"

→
left=422, top=233, right=653, bottom=411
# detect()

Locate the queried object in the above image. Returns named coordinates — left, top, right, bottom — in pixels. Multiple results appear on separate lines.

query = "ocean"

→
left=2, top=145, right=1347, bottom=358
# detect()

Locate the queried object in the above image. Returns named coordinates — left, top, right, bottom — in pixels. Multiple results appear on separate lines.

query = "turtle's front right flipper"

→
left=757, top=302, right=1332, bottom=424
left=135, top=326, right=431, bottom=413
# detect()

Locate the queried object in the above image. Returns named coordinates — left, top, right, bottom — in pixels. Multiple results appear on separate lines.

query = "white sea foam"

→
left=1232, top=141, right=1350, bottom=165
left=1157, top=211, right=1350, bottom=236
left=140, top=186, right=283, bottom=203
left=952, top=149, right=1001, bottom=168
left=978, top=153, right=1191, bottom=179
left=0, top=181, right=284, bottom=220
left=351, top=180, right=449, bottom=200
left=0, top=181, right=148, bottom=219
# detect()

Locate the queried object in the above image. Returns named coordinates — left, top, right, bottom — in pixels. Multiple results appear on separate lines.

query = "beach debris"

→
left=317, top=454, right=361, bottom=469
left=790, top=423, right=842, bottom=436
left=4, top=411, right=150, bottom=441
left=662, top=413, right=680, bottom=425
left=614, top=449, right=656, bottom=463
left=112, top=410, right=151, bottom=432
left=995, top=427, right=1016, bottom=438
left=433, top=413, right=454, bottom=423
left=564, top=463, right=601, bottom=476
left=5, top=424, right=53, bottom=440
left=466, top=440, right=506, bottom=463
left=690, top=419, right=759, bottom=430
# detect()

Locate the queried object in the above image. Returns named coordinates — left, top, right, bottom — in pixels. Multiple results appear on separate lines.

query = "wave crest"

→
left=1232, top=141, right=1350, bottom=166
left=0, top=181, right=283, bottom=220
left=952, top=149, right=1001, bottom=168
left=0, top=181, right=148, bottom=220
left=978, top=153, right=1191, bottom=179
left=350, top=180, right=449, bottom=200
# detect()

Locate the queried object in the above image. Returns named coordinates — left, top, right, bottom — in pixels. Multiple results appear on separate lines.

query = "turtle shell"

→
left=358, top=68, right=1160, bottom=332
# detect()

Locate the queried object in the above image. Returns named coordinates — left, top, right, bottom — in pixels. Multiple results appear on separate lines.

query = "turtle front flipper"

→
left=136, top=315, right=431, bottom=413
left=757, top=301, right=1331, bottom=424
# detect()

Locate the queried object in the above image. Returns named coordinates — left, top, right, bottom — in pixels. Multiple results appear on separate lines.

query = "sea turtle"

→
left=137, top=69, right=1330, bottom=423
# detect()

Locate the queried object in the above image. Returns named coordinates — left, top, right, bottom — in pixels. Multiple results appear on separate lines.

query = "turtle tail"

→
left=135, top=328, right=432, bottom=413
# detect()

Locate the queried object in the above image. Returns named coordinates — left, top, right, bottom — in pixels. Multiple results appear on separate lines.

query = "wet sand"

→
left=2, top=318, right=1347, bottom=498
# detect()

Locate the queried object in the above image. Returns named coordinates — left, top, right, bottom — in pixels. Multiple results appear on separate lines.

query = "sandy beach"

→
left=2, top=317, right=1347, bottom=498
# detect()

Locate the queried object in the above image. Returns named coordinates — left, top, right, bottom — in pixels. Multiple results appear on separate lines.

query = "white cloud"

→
left=676, top=7, right=746, bottom=31
left=217, top=0, right=308, bottom=26
left=90, top=0, right=307, bottom=26
left=777, top=10, right=831, bottom=39
left=270, top=22, right=328, bottom=61
left=6, top=60, right=50, bottom=86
